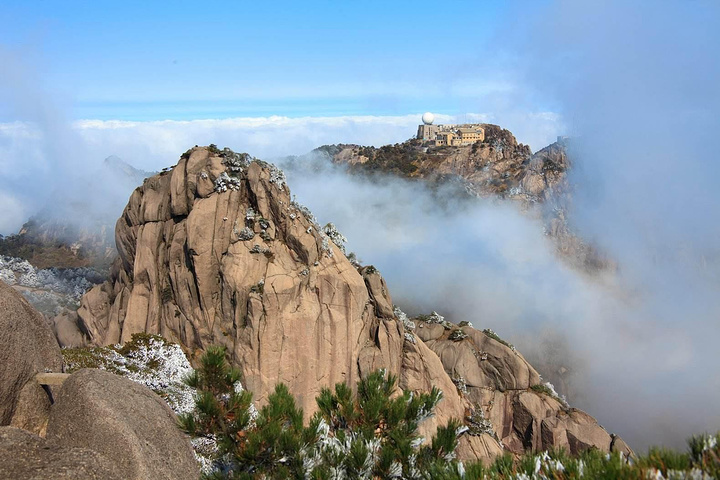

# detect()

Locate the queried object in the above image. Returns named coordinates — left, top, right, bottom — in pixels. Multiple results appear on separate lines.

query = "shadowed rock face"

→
left=47, top=369, right=198, bottom=480
left=0, top=281, right=62, bottom=434
left=0, top=426, right=125, bottom=480
left=73, top=146, right=627, bottom=462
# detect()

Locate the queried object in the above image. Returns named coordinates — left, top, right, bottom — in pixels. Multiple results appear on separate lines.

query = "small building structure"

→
left=416, top=113, right=485, bottom=146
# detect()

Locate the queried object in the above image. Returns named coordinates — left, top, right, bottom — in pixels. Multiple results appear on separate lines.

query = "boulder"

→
left=9, top=379, right=52, bottom=436
left=46, top=369, right=198, bottom=480
left=0, top=426, right=124, bottom=480
left=52, top=311, right=88, bottom=348
left=0, top=281, right=62, bottom=427
left=540, top=409, right=613, bottom=455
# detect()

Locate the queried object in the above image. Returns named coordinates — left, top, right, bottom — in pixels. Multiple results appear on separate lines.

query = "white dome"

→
left=422, top=112, right=435, bottom=125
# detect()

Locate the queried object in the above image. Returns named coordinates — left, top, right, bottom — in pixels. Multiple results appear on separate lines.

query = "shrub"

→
left=449, top=329, right=469, bottom=342
left=416, top=311, right=453, bottom=330
left=322, top=222, right=348, bottom=254
left=530, top=383, right=555, bottom=397
left=482, top=328, right=515, bottom=350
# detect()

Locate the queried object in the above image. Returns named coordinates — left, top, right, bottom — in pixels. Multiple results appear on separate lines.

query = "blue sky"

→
left=2, top=0, right=720, bottom=450
left=0, top=0, right=549, bottom=120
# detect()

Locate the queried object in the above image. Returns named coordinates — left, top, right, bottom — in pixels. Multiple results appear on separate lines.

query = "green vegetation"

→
left=180, top=147, right=194, bottom=160
left=354, top=143, right=424, bottom=176
left=179, top=347, right=466, bottom=479
left=62, top=333, right=195, bottom=414
left=530, top=384, right=555, bottom=397
left=482, top=328, right=515, bottom=350
left=179, top=347, right=720, bottom=479
left=0, top=232, right=97, bottom=269
left=68, top=336, right=719, bottom=479
left=449, top=329, right=469, bottom=342
left=63, top=333, right=168, bottom=375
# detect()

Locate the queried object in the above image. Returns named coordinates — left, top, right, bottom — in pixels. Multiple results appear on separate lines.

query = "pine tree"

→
left=180, top=347, right=470, bottom=479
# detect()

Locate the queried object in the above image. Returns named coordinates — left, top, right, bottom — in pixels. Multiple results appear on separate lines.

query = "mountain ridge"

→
left=64, top=145, right=631, bottom=463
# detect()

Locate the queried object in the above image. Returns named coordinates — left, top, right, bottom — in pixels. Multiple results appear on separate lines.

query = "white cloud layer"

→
left=0, top=111, right=562, bottom=235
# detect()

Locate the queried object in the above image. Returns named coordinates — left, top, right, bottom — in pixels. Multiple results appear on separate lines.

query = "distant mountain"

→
left=0, top=155, right=156, bottom=271
left=103, top=155, right=156, bottom=185
left=311, top=126, right=611, bottom=273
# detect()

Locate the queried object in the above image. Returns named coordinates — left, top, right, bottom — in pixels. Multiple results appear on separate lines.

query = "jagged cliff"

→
left=68, top=146, right=629, bottom=462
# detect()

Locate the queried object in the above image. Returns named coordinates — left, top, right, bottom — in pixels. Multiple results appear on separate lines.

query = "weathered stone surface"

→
left=540, top=409, right=613, bottom=455
left=415, top=322, right=445, bottom=342
left=0, top=426, right=124, bottom=480
left=361, top=267, right=395, bottom=319
left=457, top=434, right=504, bottom=463
left=75, top=147, right=406, bottom=417
left=610, top=434, right=635, bottom=459
left=52, top=311, right=88, bottom=348
left=0, top=281, right=62, bottom=426
left=400, top=335, right=468, bottom=444
left=419, top=322, right=540, bottom=391
left=9, top=380, right=51, bottom=436
left=46, top=369, right=198, bottom=480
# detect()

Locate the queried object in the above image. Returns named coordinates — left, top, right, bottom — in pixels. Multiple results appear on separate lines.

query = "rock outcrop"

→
left=71, top=146, right=626, bottom=462
left=412, top=317, right=622, bottom=457
left=0, top=426, right=124, bottom=480
left=0, top=280, right=62, bottom=435
left=327, top=125, right=532, bottom=197
left=74, top=147, right=411, bottom=417
left=47, top=368, right=198, bottom=480
left=326, top=135, right=611, bottom=274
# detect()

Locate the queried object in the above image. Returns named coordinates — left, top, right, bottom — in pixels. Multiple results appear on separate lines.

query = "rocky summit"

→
left=64, top=145, right=629, bottom=462
left=324, top=129, right=610, bottom=272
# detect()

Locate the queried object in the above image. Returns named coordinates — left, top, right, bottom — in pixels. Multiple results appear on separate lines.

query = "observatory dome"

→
left=422, top=112, right=435, bottom=125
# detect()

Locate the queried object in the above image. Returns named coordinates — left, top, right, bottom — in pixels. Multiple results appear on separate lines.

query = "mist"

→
left=1, top=0, right=718, bottom=452
left=517, top=0, right=720, bottom=449
left=273, top=0, right=720, bottom=450
left=0, top=105, right=561, bottom=236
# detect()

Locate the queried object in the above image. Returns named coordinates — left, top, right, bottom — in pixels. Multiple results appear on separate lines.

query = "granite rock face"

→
left=47, top=369, right=198, bottom=480
left=413, top=318, right=621, bottom=457
left=75, top=147, right=404, bottom=416
left=72, top=146, right=625, bottom=462
left=0, top=426, right=124, bottom=480
left=0, top=280, right=62, bottom=433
